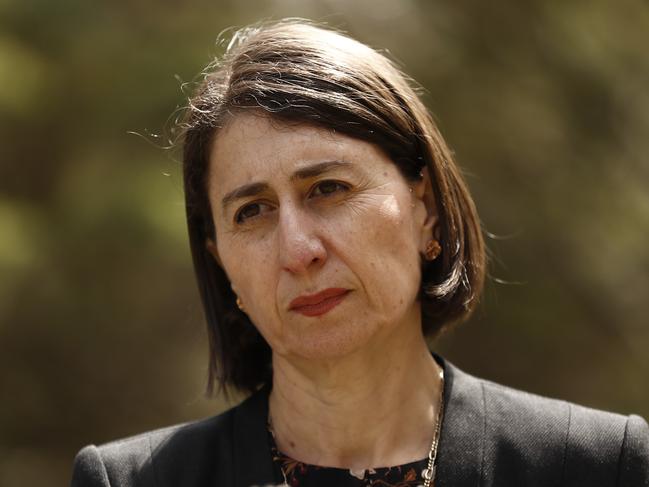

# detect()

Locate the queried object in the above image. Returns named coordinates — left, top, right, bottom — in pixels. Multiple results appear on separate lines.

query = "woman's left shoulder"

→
left=442, top=361, right=649, bottom=485
left=480, top=377, right=649, bottom=485
left=480, top=375, right=648, bottom=433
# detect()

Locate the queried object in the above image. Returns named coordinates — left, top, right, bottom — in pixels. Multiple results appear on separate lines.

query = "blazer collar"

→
left=232, top=355, right=486, bottom=487
left=436, top=355, right=485, bottom=487
left=232, top=384, right=275, bottom=487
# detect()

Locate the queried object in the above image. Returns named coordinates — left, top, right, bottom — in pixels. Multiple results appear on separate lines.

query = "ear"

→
left=205, top=238, right=223, bottom=268
left=412, top=168, right=440, bottom=252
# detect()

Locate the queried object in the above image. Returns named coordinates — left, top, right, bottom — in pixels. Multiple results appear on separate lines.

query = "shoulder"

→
left=484, top=378, right=649, bottom=485
left=479, top=375, right=629, bottom=440
left=70, top=407, right=238, bottom=487
left=442, top=360, right=649, bottom=486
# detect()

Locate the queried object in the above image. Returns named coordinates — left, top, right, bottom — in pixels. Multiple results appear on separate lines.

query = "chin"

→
left=282, top=318, right=383, bottom=362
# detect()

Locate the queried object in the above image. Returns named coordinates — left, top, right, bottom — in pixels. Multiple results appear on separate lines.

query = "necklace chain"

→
left=422, top=368, right=445, bottom=487
left=271, top=368, right=445, bottom=487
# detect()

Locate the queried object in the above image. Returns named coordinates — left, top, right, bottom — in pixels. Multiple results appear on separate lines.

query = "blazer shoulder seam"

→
left=559, top=402, right=572, bottom=487
left=78, top=444, right=112, bottom=487
left=149, top=434, right=161, bottom=487
left=479, top=380, right=487, bottom=487
left=96, top=445, right=113, bottom=487
left=614, top=415, right=631, bottom=487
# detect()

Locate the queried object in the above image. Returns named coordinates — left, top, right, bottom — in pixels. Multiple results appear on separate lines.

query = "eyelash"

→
left=234, top=180, right=351, bottom=225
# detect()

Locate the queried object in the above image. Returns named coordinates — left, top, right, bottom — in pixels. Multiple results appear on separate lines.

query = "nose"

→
left=277, top=203, right=327, bottom=274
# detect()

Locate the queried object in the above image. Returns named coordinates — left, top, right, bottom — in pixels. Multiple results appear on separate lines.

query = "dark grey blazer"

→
left=71, top=357, right=649, bottom=486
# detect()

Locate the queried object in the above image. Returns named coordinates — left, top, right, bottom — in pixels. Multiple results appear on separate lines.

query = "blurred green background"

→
left=1, top=1, right=648, bottom=485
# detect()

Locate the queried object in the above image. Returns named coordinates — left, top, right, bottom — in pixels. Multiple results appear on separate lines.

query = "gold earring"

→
left=424, top=239, right=441, bottom=261
left=236, top=296, right=244, bottom=311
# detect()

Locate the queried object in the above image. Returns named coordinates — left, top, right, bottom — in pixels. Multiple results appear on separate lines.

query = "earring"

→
left=424, top=239, right=442, bottom=261
left=236, top=296, right=244, bottom=311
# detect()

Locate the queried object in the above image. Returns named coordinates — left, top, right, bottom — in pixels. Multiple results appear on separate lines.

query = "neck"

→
left=268, top=323, right=443, bottom=471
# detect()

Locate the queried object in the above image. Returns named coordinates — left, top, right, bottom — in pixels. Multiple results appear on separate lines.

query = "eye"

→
left=310, top=180, right=350, bottom=198
left=234, top=202, right=272, bottom=224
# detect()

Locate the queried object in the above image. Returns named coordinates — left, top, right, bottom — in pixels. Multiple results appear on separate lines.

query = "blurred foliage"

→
left=1, top=1, right=648, bottom=485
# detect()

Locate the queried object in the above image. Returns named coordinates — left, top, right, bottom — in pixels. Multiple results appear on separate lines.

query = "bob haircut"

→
left=181, top=19, right=486, bottom=395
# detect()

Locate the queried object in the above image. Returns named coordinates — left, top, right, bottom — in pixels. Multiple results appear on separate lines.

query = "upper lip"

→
left=289, top=288, right=349, bottom=309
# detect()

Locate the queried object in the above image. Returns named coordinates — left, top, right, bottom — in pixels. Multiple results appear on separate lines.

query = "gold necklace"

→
left=422, top=367, right=445, bottom=487
left=270, top=368, right=445, bottom=487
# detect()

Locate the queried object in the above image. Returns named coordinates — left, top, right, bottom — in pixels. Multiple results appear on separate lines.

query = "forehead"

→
left=207, top=114, right=395, bottom=196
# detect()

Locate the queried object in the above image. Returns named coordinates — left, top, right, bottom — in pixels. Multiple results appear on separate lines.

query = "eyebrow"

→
left=220, top=160, right=353, bottom=212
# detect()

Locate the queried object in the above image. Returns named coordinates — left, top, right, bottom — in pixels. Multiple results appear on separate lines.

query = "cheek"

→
left=344, top=194, right=422, bottom=301
left=218, top=234, right=275, bottom=304
left=220, top=241, right=286, bottom=347
left=372, top=195, right=418, bottom=256
left=378, top=194, right=401, bottom=219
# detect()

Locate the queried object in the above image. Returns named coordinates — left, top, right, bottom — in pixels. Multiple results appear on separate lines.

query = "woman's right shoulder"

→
left=70, top=406, right=238, bottom=487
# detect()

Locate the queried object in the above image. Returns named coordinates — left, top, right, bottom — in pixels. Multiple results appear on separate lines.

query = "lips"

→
left=289, top=288, right=350, bottom=317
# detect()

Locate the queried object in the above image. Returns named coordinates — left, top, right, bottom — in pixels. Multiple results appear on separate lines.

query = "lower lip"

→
left=292, top=291, right=349, bottom=317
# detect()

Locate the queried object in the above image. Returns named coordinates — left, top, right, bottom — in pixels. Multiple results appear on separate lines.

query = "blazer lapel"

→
left=436, top=357, right=485, bottom=487
left=232, top=386, right=276, bottom=487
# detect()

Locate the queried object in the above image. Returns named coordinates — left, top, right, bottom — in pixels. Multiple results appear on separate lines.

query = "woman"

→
left=71, top=20, right=649, bottom=487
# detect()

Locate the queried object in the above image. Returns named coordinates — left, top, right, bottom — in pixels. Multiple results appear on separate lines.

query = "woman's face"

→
left=207, top=114, right=436, bottom=361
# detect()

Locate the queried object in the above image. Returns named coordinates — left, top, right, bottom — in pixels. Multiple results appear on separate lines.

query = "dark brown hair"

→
left=181, top=19, right=486, bottom=395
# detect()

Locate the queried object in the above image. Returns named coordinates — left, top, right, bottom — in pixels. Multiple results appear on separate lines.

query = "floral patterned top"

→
left=268, top=428, right=431, bottom=487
